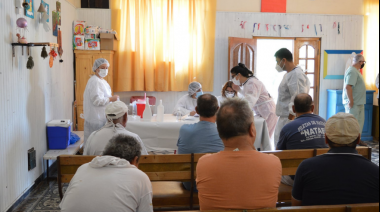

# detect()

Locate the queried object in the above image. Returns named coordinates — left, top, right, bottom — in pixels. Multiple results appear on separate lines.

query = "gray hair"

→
left=352, top=54, right=365, bottom=65
left=103, top=134, right=142, bottom=163
left=216, top=98, right=254, bottom=140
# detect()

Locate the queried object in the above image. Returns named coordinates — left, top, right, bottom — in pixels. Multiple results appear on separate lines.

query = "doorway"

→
left=228, top=37, right=321, bottom=114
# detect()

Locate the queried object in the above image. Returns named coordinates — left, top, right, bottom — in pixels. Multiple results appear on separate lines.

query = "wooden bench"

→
left=57, top=147, right=372, bottom=210
left=159, top=203, right=379, bottom=212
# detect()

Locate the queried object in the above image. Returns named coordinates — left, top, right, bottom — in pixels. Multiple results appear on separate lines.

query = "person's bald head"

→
left=293, top=93, right=315, bottom=114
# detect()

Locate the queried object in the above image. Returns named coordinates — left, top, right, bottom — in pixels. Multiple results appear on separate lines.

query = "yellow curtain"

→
left=363, top=0, right=379, bottom=91
left=111, top=0, right=217, bottom=92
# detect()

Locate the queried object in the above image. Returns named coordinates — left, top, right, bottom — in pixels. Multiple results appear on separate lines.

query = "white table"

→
left=126, top=114, right=272, bottom=152
left=43, top=131, right=84, bottom=180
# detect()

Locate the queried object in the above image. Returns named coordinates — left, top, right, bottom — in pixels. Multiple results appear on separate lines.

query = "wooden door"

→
left=228, top=37, right=257, bottom=79
left=294, top=38, right=321, bottom=115
left=75, top=54, right=94, bottom=105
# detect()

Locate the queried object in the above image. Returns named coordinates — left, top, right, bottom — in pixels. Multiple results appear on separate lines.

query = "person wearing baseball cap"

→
left=292, top=113, right=379, bottom=206
left=83, top=101, right=148, bottom=156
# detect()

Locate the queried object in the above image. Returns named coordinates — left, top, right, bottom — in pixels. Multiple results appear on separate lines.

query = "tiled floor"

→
left=10, top=143, right=379, bottom=212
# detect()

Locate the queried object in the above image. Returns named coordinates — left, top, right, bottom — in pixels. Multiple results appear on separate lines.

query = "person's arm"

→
left=276, top=129, right=287, bottom=150
left=89, top=81, right=111, bottom=106
left=137, top=136, right=149, bottom=155
left=173, top=97, right=193, bottom=116
left=137, top=192, right=153, bottom=212
left=292, top=197, right=302, bottom=206
left=287, top=74, right=309, bottom=120
left=244, top=81, right=260, bottom=110
left=346, top=84, right=354, bottom=108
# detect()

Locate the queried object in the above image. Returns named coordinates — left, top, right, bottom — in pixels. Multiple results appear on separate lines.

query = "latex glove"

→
left=349, top=101, right=354, bottom=109
left=190, top=111, right=197, bottom=116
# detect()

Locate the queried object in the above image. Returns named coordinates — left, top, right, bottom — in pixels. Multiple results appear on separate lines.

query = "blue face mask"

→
left=196, top=91, right=204, bottom=98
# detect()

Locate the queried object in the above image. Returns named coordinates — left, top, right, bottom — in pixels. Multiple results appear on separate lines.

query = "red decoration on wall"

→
left=261, top=0, right=287, bottom=13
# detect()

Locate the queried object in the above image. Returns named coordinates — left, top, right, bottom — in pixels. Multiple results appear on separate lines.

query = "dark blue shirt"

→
left=292, top=147, right=379, bottom=206
left=277, top=114, right=328, bottom=150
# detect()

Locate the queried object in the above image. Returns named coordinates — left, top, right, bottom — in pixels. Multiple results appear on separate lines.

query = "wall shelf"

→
left=11, top=43, right=59, bottom=57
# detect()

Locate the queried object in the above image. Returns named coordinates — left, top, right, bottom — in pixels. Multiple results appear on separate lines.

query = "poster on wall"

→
left=52, top=11, right=59, bottom=36
left=25, top=0, right=34, bottom=19
left=42, top=1, right=49, bottom=22
left=57, top=1, right=62, bottom=25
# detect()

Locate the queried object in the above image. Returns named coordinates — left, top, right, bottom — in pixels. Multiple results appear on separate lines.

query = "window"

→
left=81, top=0, right=109, bottom=9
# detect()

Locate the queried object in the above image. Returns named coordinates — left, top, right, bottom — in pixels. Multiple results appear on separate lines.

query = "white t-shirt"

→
left=84, top=123, right=149, bottom=156
left=60, top=156, right=153, bottom=212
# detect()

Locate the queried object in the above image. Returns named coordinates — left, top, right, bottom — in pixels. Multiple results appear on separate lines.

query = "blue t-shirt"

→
left=277, top=114, right=328, bottom=150
left=177, top=121, right=224, bottom=154
left=177, top=121, right=224, bottom=192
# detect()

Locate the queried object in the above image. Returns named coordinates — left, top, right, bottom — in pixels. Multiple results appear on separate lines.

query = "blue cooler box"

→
left=47, top=120, right=72, bottom=149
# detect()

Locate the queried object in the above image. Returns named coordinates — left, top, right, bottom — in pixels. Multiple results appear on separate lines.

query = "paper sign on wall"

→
left=261, top=0, right=287, bottom=13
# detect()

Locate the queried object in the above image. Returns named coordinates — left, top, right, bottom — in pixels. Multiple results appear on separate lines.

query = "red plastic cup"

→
left=136, top=102, right=145, bottom=118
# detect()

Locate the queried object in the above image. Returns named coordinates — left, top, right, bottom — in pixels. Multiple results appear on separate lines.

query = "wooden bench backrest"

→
left=163, top=203, right=379, bottom=212
left=58, top=147, right=371, bottom=183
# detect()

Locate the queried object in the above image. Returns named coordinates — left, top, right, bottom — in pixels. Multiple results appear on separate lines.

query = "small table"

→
left=43, top=131, right=84, bottom=181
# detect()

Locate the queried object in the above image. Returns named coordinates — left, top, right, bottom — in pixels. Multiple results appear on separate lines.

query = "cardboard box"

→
left=85, top=39, right=100, bottom=50
left=73, top=35, right=85, bottom=50
left=100, top=33, right=119, bottom=50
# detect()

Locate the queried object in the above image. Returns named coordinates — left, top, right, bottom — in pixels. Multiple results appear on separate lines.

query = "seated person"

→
left=196, top=98, right=282, bottom=210
left=60, top=134, right=153, bottom=212
left=177, top=94, right=224, bottom=191
left=217, top=81, right=242, bottom=104
left=277, top=93, right=328, bottom=186
left=84, top=101, right=148, bottom=156
left=292, top=113, right=379, bottom=206
left=173, top=82, right=202, bottom=116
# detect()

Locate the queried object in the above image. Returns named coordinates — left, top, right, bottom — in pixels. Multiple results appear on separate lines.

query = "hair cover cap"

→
left=105, top=101, right=129, bottom=120
left=325, top=112, right=361, bottom=144
left=93, top=58, right=110, bottom=72
left=188, top=82, right=202, bottom=96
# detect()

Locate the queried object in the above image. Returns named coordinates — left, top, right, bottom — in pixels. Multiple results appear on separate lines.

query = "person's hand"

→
left=232, top=84, right=241, bottom=91
left=349, top=101, right=354, bottom=109
left=288, top=114, right=295, bottom=121
left=190, top=111, right=197, bottom=116
left=109, top=95, right=119, bottom=102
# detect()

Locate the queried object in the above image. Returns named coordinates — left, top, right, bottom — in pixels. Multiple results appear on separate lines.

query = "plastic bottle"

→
left=176, top=107, right=181, bottom=122
left=156, top=100, right=164, bottom=122
left=142, top=97, right=152, bottom=122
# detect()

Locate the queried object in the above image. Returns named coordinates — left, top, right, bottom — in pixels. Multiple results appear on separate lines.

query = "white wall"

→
left=0, top=1, right=76, bottom=211
left=214, top=12, right=364, bottom=119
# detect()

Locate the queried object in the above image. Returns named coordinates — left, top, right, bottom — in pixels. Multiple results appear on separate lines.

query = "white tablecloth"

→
left=126, top=114, right=272, bottom=152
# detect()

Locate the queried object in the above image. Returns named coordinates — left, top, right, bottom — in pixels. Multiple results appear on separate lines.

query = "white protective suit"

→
left=274, top=67, right=310, bottom=145
left=83, top=75, right=112, bottom=144
left=239, top=77, right=278, bottom=139
left=84, top=122, right=149, bottom=156
left=60, top=156, right=153, bottom=212
left=173, top=95, right=197, bottom=116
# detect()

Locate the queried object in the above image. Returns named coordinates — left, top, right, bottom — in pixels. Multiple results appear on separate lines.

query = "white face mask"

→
left=225, top=92, right=235, bottom=98
left=232, top=74, right=241, bottom=86
left=99, top=69, right=108, bottom=78
left=275, top=60, right=286, bottom=73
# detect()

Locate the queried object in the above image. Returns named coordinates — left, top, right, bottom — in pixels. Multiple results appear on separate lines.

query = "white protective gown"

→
left=274, top=67, right=310, bottom=145
left=60, top=156, right=153, bottom=212
left=84, top=122, right=149, bottom=156
left=83, top=75, right=112, bottom=144
left=239, top=77, right=278, bottom=139
left=173, top=94, right=197, bottom=116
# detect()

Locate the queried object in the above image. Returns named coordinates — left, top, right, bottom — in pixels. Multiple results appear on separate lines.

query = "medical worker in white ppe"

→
left=231, top=63, right=278, bottom=139
left=83, top=58, right=119, bottom=144
left=173, top=82, right=203, bottom=116
left=274, top=48, right=310, bottom=145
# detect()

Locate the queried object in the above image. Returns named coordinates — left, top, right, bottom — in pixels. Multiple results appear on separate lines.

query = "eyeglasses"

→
left=359, top=61, right=367, bottom=64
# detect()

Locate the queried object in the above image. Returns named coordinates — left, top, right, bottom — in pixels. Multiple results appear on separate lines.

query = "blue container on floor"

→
left=47, top=120, right=72, bottom=150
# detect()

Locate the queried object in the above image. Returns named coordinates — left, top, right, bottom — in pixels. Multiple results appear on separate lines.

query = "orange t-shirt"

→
left=196, top=150, right=282, bottom=210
